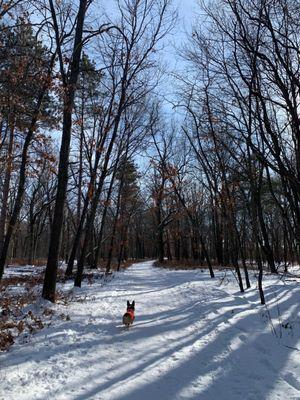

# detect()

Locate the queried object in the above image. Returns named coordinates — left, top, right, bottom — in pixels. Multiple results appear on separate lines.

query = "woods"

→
left=1, top=0, right=300, bottom=307
left=3, top=2, right=300, bottom=399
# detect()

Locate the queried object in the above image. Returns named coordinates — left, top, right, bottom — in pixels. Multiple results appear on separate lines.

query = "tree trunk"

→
left=43, top=0, right=88, bottom=301
left=0, top=65, right=54, bottom=281
left=0, top=121, right=14, bottom=253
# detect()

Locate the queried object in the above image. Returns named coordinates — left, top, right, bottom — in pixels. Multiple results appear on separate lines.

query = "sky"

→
left=161, top=0, right=199, bottom=71
left=99, top=0, right=200, bottom=91
left=157, top=0, right=200, bottom=110
left=44, top=0, right=201, bottom=147
left=171, top=0, right=199, bottom=50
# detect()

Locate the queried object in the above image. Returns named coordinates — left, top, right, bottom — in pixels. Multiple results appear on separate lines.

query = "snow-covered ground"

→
left=1, top=261, right=300, bottom=400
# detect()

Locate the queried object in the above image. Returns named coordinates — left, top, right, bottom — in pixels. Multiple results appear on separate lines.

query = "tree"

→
left=42, top=0, right=111, bottom=301
left=0, top=18, right=56, bottom=280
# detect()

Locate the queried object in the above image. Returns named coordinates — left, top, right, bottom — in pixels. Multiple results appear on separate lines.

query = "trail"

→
left=1, top=261, right=300, bottom=400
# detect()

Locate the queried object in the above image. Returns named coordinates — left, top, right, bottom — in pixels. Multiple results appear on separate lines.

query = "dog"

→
left=122, top=300, right=135, bottom=327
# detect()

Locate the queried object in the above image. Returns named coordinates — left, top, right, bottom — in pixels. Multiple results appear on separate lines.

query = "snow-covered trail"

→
left=1, top=261, right=300, bottom=400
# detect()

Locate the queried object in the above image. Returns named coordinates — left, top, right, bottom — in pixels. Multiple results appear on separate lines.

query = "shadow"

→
left=70, top=278, right=300, bottom=400
left=100, top=294, right=300, bottom=400
left=2, top=261, right=300, bottom=400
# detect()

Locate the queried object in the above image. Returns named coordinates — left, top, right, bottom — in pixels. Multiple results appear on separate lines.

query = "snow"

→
left=1, top=261, right=300, bottom=399
left=4, top=264, right=46, bottom=276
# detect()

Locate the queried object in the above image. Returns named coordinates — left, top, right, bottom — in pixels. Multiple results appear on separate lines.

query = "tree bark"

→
left=42, top=0, right=88, bottom=301
left=0, top=121, right=14, bottom=253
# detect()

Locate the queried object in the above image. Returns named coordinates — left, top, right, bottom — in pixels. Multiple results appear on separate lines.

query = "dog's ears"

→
left=127, top=300, right=130, bottom=307
left=132, top=300, right=135, bottom=307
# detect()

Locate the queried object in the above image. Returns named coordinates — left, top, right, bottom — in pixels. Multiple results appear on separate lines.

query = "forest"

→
left=2, top=1, right=300, bottom=399
left=1, top=0, right=300, bottom=303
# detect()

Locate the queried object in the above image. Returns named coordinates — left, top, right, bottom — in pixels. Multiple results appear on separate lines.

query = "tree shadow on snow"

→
left=68, top=281, right=300, bottom=400
left=2, top=268, right=300, bottom=400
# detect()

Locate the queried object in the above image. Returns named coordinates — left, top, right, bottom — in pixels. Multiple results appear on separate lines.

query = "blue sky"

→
left=98, top=0, right=200, bottom=115
left=100, top=0, right=199, bottom=64
left=158, top=0, right=199, bottom=69
left=173, top=0, right=199, bottom=42
left=157, top=0, right=199, bottom=110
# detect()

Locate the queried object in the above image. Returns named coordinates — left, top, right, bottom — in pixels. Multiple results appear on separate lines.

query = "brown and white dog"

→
left=122, top=300, right=135, bottom=327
